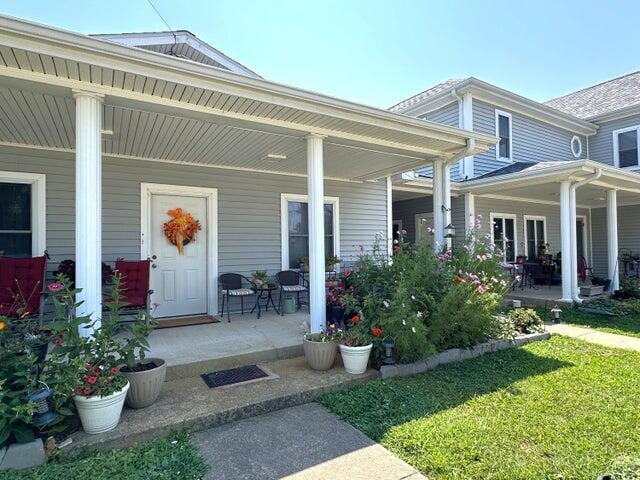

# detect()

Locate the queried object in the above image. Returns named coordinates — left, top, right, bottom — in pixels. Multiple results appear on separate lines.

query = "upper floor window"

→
left=613, top=126, right=640, bottom=168
left=495, top=110, right=512, bottom=161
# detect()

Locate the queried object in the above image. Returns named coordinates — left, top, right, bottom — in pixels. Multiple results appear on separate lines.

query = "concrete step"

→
left=165, top=343, right=304, bottom=381
left=68, top=356, right=376, bottom=454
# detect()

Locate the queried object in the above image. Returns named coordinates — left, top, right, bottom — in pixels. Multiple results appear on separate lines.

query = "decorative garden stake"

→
left=25, top=384, right=60, bottom=427
left=550, top=304, right=562, bottom=324
left=382, top=337, right=396, bottom=365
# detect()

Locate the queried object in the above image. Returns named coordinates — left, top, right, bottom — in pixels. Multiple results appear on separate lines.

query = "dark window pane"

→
left=288, top=200, right=334, bottom=268
left=288, top=201, right=308, bottom=235
left=536, top=220, right=545, bottom=243
left=0, top=183, right=31, bottom=230
left=498, top=114, right=510, bottom=158
left=0, top=233, right=31, bottom=257
left=504, top=218, right=515, bottom=262
left=493, top=218, right=504, bottom=242
left=618, top=130, right=638, bottom=167
left=526, top=219, right=536, bottom=260
left=289, top=236, right=308, bottom=269
left=324, top=204, right=333, bottom=234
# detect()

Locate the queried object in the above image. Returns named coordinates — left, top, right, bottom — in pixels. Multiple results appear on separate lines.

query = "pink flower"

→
left=53, top=337, right=64, bottom=346
left=86, top=376, right=97, bottom=384
left=343, top=267, right=352, bottom=278
left=111, top=367, right=119, bottom=374
left=47, top=282, right=64, bottom=293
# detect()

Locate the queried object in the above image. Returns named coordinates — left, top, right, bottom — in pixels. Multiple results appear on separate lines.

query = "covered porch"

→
left=0, top=15, right=497, bottom=340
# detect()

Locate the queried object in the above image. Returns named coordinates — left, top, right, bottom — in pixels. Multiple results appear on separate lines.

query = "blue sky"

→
left=2, top=0, right=639, bottom=109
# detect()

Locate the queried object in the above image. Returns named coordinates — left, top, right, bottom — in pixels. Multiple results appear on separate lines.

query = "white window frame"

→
left=495, top=109, right=513, bottom=162
left=490, top=212, right=517, bottom=262
left=612, top=125, right=640, bottom=168
left=523, top=215, right=547, bottom=259
left=0, top=171, right=46, bottom=256
left=570, top=135, right=583, bottom=158
left=280, top=193, right=340, bottom=271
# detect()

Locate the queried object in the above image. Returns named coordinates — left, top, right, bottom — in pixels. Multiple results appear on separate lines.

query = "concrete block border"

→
left=379, top=331, right=551, bottom=379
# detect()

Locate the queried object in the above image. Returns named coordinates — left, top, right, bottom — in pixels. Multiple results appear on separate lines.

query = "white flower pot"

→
left=339, top=344, right=373, bottom=374
left=74, top=382, right=129, bottom=434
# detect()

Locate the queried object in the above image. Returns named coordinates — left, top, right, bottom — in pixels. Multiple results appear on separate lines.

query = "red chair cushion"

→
left=0, top=256, right=46, bottom=317
left=115, top=260, right=150, bottom=308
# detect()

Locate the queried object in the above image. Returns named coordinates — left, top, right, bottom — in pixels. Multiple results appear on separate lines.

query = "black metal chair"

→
left=219, top=273, right=256, bottom=322
left=276, top=270, right=308, bottom=315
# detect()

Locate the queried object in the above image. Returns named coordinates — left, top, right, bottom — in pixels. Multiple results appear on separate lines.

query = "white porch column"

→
left=74, top=90, right=104, bottom=336
left=559, top=181, right=573, bottom=302
left=607, top=189, right=619, bottom=291
left=386, top=176, right=393, bottom=256
left=307, top=134, right=326, bottom=333
left=464, top=193, right=475, bottom=236
left=569, top=186, right=579, bottom=298
left=432, top=160, right=445, bottom=250
left=443, top=165, right=452, bottom=250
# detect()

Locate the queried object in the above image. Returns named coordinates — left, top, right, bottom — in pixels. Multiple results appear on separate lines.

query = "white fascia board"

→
left=395, top=77, right=598, bottom=136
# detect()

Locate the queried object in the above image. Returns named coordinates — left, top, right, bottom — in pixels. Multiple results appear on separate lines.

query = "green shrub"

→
left=507, top=308, right=545, bottom=334
left=609, top=455, right=640, bottom=479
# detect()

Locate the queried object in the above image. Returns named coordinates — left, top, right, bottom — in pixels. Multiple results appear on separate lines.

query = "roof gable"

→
left=544, top=71, right=640, bottom=120
left=92, top=31, right=261, bottom=78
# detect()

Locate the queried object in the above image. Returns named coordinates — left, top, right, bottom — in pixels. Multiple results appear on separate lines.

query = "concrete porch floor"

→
left=147, top=310, right=309, bottom=380
left=506, top=285, right=609, bottom=307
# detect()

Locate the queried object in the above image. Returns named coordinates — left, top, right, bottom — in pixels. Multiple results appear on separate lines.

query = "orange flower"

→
left=454, top=276, right=465, bottom=285
left=0, top=321, right=5, bottom=331
left=350, top=315, right=360, bottom=325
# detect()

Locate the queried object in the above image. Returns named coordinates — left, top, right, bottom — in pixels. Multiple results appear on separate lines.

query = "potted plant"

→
left=338, top=326, right=374, bottom=374
left=326, top=255, right=341, bottom=272
left=253, top=270, right=268, bottom=288
left=46, top=274, right=158, bottom=433
left=298, top=256, right=309, bottom=272
left=303, top=324, right=340, bottom=371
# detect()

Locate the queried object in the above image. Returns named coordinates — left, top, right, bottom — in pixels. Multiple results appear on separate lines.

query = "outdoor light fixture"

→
left=441, top=204, right=451, bottom=213
left=382, top=338, right=396, bottom=365
left=25, top=384, right=60, bottom=427
left=550, top=304, right=562, bottom=324
left=444, top=223, right=456, bottom=238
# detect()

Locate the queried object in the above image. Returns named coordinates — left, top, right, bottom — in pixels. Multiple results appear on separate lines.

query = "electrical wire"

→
left=145, top=0, right=178, bottom=56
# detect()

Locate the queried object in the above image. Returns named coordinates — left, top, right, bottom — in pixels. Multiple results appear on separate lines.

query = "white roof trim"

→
left=93, top=31, right=261, bottom=78
left=585, top=103, right=640, bottom=123
left=396, top=78, right=598, bottom=136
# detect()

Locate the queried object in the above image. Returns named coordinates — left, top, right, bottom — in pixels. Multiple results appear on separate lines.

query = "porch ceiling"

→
left=0, top=15, right=498, bottom=181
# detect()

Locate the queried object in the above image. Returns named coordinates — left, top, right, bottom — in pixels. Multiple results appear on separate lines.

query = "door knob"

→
left=152, top=263, right=157, bottom=268
left=151, top=255, right=157, bottom=260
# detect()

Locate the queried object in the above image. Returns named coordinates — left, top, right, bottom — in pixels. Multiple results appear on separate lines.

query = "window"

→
left=524, top=216, right=547, bottom=260
left=491, top=213, right=516, bottom=262
left=0, top=173, right=45, bottom=257
left=495, top=110, right=512, bottom=161
left=570, top=136, right=582, bottom=158
left=281, top=194, right=339, bottom=270
left=613, top=126, right=640, bottom=168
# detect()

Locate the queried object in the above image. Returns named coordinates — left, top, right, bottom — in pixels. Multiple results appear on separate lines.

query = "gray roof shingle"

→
left=544, top=71, right=640, bottom=119
left=389, top=78, right=465, bottom=113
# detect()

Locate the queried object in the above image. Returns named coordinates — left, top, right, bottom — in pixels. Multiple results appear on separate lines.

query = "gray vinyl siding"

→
left=588, top=114, right=640, bottom=166
left=392, top=196, right=433, bottom=244
left=0, top=145, right=387, bottom=291
left=591, top=205, right=640, bottom=278
left=451, top=196, right=466, bottom=248
left=473, top=100, right=587, bottom=177
left=467, top=197, right=590, bottom=262
left=417, top=103, right=461, bottom=180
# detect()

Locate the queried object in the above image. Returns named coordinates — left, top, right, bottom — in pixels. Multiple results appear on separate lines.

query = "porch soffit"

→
left=0, top=15, right=498, bottom=181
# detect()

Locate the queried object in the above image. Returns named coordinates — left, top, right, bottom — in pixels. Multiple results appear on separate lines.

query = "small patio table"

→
left=251, top=284, right=280, bottom=318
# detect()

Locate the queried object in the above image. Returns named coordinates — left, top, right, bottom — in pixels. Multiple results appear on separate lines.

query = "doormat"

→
left=201, top=365, right=271, bottom=389
left=156, top=315, right=221, bottom=329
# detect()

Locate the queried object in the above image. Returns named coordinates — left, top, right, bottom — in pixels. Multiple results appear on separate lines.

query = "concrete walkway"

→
left=548, top=323, right=640, bottom=351
left=194, top=403, right=426, bottom=480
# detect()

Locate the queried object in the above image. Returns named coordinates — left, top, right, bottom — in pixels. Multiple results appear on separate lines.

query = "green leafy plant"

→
left=326, top=254, right=341, bottom=270
left=507, top=307, right=545, bottom=334
left=253, top=270, right=268, bottom=285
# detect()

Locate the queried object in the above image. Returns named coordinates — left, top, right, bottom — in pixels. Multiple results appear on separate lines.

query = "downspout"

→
left=570, top=168, right=602, bottom=303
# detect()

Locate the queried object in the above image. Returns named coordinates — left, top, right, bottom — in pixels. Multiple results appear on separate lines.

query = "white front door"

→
left=149, top=194, right=208, bottom=318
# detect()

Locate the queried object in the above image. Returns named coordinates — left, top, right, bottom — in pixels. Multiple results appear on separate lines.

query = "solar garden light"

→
left=550, top=304, right=562, bottom=324
left=25, top=382, right=60, bottom=427
left=382, top=337, right=396, bottom=365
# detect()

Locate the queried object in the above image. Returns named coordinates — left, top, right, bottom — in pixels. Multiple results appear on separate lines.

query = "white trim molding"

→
left=494, top=109, right=513, bottom=162
left=280, top=193, right=340, bottom=271
left=489, top=212, right=517, bottom=262
left=571, top=135, right=583, bottom=158
left=0, top=171, right=46, bottom=256
left=140, top=182, right=219, bottom=316
left=523, top=215, right=547, bottom=259
left=612, top=125, right=640, bottom=168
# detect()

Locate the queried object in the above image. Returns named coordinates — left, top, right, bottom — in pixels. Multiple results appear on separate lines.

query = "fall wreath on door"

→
left=163, top=208, right=202, bottom=255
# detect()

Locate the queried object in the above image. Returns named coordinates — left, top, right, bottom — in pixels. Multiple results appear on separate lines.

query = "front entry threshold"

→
left=155, top=315, right=220, bottom=329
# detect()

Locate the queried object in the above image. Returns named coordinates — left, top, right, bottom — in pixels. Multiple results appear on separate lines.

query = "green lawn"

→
left=0, top=432, right=207, bottom=480
left=558, top=307, right=640, bottom=338
left=321, top=336, right=640, bottom=480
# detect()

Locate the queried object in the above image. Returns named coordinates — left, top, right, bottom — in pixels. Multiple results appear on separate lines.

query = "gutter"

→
left=570, top=168, right=602, bottom=304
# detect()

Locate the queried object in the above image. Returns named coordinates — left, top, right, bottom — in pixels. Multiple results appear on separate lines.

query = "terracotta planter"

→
left=74, top=382, right=129, bottom=434
left=121, top=358, right=167, bottom=409
left=339, top=344, right=372, bottom=374
left=303, top=338, right=337, bottom=371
